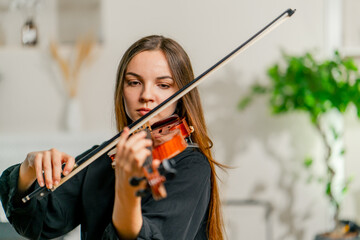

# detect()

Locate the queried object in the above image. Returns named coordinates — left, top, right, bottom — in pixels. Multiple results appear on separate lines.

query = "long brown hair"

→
left=114, top=35, right=224, bottom=240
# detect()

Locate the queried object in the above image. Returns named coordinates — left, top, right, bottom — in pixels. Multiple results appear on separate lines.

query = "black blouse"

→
left=0, top=147, right=211, bottom=240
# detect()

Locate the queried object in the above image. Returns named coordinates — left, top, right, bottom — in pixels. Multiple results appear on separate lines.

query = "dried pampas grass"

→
left=50, top=35, right=95, bottom=98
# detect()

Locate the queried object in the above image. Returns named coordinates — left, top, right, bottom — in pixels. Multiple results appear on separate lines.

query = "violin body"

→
left=109, top=115, right=194, bottom=200
left=151, top=115, right=193, bottom=161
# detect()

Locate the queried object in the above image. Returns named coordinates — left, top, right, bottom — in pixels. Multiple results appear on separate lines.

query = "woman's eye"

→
left=127, top=80, right=141, bottom=87
left=158, top=84, right=170, bottom=89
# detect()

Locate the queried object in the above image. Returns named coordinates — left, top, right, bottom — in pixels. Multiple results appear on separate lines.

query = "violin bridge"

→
left=134, top=122, right=152, bottom=134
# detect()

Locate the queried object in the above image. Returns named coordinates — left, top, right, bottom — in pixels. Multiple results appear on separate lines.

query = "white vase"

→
left=64, top=97, right=82, bottom=132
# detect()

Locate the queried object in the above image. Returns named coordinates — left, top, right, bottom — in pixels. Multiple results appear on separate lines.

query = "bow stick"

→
left=23, top=8, right=296, bottom=203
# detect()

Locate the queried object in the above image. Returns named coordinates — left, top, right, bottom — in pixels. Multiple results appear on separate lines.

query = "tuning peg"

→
left=129, top=176, right=146, bottom=186
left=136, top=188, right=150, bottom=197
left=165, top=170, right=176, bottom=180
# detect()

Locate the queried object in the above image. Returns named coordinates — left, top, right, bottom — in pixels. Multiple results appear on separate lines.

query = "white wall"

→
left=1, top=0, right=360, bottom=239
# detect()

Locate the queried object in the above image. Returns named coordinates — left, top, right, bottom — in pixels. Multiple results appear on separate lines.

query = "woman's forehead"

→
left=126, top=50, right=172, bottom=77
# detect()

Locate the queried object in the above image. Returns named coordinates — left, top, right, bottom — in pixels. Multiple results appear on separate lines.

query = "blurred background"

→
left=0, top=0, right=360, bottom=239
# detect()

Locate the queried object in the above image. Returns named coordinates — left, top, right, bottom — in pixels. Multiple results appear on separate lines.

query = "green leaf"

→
left=343, top=58, right=358, bottom=71
left=303, top=157, right=313, bottom=168
left=330, top=126, right=339, bottom=140
left=238, top=96, right=252, bottom=110
left=340, top=149, right=346, bottom=155
left=342, top=176, right=354, bottom=194
left=252, top=84, right=268, bottom=94
left=326, top=182, right=331, bottom=196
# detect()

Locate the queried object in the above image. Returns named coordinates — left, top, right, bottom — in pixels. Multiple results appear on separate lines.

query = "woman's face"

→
left=123, top=50, right=179, bottom=125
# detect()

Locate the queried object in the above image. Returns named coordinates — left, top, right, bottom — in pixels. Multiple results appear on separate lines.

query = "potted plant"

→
left=238, top=50, right=360, bottom=239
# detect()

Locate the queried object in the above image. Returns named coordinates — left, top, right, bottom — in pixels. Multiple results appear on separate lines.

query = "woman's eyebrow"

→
left=125, top=72, right=142, bottom=79
left=125, top=72, right=173, bottom=81
left=157, top=76, right=174, bottom=80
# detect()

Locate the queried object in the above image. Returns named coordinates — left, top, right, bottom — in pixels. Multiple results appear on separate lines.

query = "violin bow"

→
left=23, top=8, right=296, bottom=203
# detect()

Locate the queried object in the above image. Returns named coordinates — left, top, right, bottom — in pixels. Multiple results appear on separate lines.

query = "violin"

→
left=22, top=8, right=295, bottom=203
left=108, top=114, right=195, bottom=200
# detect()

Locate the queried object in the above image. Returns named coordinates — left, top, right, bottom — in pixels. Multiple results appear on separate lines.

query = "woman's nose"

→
left=140, top=85, right=155, bottom=103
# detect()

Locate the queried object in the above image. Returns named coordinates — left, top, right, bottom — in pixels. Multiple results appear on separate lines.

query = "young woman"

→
left=0, top=35, right=225, bottom=240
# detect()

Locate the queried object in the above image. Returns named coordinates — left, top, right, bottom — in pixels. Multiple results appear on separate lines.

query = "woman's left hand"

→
left=113, top=127, right=152, bottom=192
left=111, top=127, right=152, bottom=238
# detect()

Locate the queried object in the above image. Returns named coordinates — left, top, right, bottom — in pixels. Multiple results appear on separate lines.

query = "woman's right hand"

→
left=18, top=148, right=75, bottom=193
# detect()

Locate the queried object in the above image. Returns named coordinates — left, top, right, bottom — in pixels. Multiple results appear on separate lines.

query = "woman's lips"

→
left=137, top=108, right=151, bottom=116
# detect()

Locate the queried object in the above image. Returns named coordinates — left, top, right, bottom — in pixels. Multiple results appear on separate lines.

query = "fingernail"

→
left=48, top=184, right=53, bottom=189
left=39, top=181, right=44, bottom=187
left=63, top=170, right=68, bottom=175
left=54, top=181, right=59, bottom=186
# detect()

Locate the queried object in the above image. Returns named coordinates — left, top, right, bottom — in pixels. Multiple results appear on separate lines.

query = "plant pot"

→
left=315, top=232, right=360, bottom=240
left=315, top=220, right=360, bottom=240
